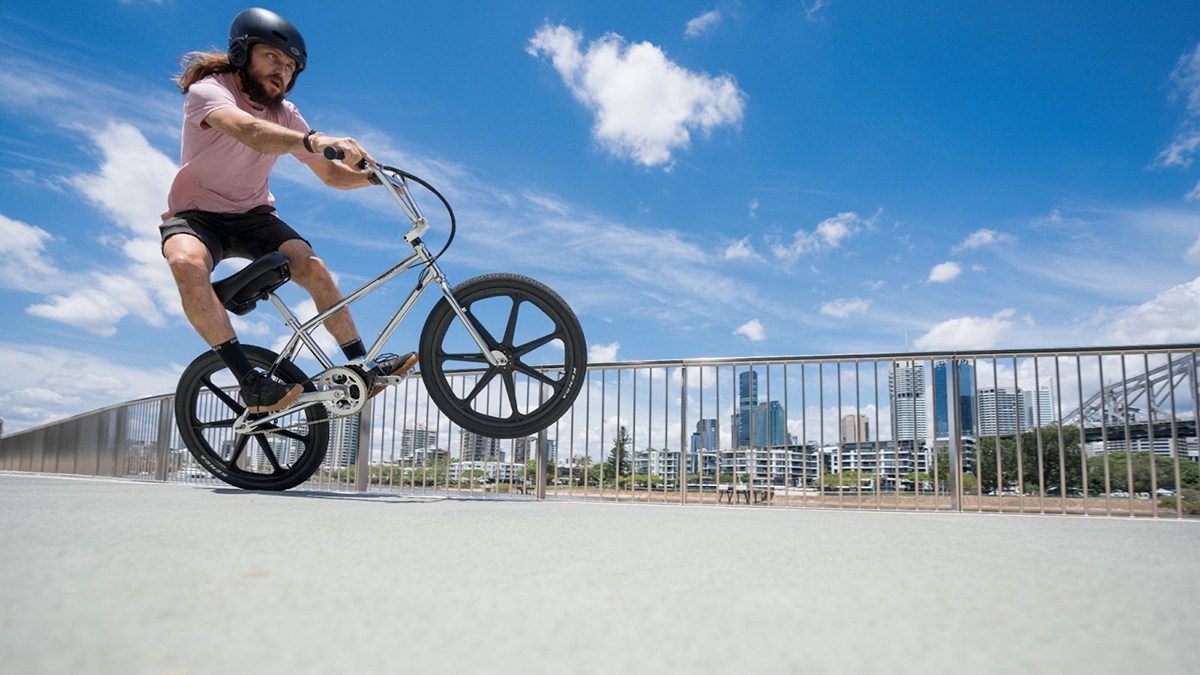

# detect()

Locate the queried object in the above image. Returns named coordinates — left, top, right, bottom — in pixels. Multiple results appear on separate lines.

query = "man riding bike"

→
left=160, top=7, right=416, bottom=413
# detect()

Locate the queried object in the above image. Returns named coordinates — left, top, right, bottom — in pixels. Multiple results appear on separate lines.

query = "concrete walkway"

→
left=1, top=472, right=1196, bottom=675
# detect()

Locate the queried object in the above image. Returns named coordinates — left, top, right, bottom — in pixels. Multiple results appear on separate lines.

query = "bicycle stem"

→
left=370, top=164, right=430, bottom=242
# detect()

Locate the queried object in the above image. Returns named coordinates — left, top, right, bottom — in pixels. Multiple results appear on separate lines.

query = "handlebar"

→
left=322, top=144, right=457, bottom=259
left=323, top=146, right=369, bottom=170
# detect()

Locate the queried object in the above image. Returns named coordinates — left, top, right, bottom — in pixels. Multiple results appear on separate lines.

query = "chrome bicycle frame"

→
left=235, top=165, right=506, bottom=432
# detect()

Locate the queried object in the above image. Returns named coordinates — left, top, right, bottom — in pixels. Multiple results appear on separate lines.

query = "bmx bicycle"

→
left=173, top=150, right=587, bottom=490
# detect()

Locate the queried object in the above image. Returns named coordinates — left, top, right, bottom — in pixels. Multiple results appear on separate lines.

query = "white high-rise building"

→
left=979, top=386, right=1056, bottom=436
left=400, top=424, right=438, bottom=456
left=890, top=362, right=927, bottom=442
left=1021, top=387, right=1055, bottom=431
left=978, top=387, right=1020, bottom=436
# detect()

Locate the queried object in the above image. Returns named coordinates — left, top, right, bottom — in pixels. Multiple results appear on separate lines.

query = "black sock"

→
left=341, top=338, right=367, bottom=361
left=213, top=338, right=255, bottom=382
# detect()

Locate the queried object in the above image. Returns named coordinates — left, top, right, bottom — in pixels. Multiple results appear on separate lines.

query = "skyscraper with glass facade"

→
left=934, top=360, right=976, bottom=438
left=736, top=370, right=758, bottom=448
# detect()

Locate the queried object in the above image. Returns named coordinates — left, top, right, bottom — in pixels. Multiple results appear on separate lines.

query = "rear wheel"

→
left=419, top=273, right=587, bottom=439
left=174, top=345, right=328, bottom=491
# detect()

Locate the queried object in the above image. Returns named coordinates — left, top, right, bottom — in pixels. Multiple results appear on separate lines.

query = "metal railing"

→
left=3, top=344, right=1198, bottom=517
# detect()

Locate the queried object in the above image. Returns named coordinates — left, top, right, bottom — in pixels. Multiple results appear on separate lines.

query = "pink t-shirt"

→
left=162, top=72, right=321, bottom=220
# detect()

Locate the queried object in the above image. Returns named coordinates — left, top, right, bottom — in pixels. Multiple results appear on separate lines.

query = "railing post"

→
left=679, top=366, right=688, bottom=505
left=536, top=384, right=547, bottom=500
left=355, top=405, right=372, bottom=492
left=947, top=361, right=963, bottom=512
left=112, top=406, right=129, bottom=478
left=155, top=398, right=173, bottom=482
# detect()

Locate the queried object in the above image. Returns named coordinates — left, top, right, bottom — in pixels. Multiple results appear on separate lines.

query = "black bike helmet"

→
left=227, top=8, right=307, bottom=82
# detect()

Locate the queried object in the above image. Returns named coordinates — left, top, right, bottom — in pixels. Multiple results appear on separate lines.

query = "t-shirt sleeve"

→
left=184, top=78, right=239, bottom=129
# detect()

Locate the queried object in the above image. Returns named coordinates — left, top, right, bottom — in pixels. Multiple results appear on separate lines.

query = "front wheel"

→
left=174, top=344, right=329, bottom=491
left=419, top=273, right=587, bottom=439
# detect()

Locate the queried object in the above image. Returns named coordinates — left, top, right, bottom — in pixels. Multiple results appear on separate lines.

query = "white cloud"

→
left=1170, top=42, right=1200, bottom=117
left=0, top=214, right=60, bottom=292
left=927, top=261, right=962, bottom=283
left=804, top=0, right=829, bottom=22
left=0, top=342, right=181, bottom=433
left=26, top=122, right=179, bottom=335
left=589, top=342, right=620, bottom=362
left=27, top=282, right=134, bottom=337
left=1101, top=276, right=1200, bottom=344
left=734, top=319, right=765, bottom=342
left=685, top=10, right=722, bottom=39
left=1189, top=234, right=1200, bottom=262
left=70, top=122, right=176, bottom=235
left=722, top=236, right=762, bottom=261
left=952, top=228, right=1015, bottom=253
left=527, top=24, right=746, bottom=168
left=820, top=297, right=871, bottom=319
left=748, top=199, right=760, bottom=218
left=1187, top=180, right=1200, bottom=202
left=1158, top=43, right=1200, bottom=167
left=1157, top=130, right=1200, bottom=168
left=913, top=309, right=1017, bottom=351
left=772, top=211, right=868, bottom=263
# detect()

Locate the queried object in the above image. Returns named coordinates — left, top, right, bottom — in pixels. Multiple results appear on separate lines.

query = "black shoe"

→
left=239, top=371, right=303, bottom=413
left=368, top=352, right=418, bottom=399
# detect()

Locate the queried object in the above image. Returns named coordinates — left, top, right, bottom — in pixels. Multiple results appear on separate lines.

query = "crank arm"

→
left=233, top=389, right=341, bottom=434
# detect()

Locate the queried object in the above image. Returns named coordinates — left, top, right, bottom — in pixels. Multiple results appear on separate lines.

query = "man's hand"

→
left=312, top=134, right=376, bottom=169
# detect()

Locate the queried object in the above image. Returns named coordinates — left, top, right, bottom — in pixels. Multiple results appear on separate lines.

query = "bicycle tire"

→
left=419, top=273, right=587, bottom=439
left=174, top=344, right=329, bottom=491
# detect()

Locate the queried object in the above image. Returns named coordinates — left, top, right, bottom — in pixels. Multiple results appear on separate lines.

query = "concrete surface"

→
left=1, top=472, right=1197, bottom=675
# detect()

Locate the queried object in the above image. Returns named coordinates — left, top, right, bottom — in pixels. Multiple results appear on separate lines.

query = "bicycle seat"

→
left=211, top=251, right=291, bottom=316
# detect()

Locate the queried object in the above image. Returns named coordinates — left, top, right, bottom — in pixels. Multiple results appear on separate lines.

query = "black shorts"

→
left=159, top=206, right=310, bottom=267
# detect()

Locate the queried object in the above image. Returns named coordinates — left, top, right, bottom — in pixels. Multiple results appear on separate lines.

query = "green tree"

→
left=975, top=426, right=1083, bottom=493
left=1087, top=451, right=1200, bottom=494
left=602, top=425, right=632, bottom=482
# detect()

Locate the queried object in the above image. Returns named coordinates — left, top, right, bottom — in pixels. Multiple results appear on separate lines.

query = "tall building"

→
left=327, top=415, right=360, bottom=467
left=691, top=419, right=719, bottom=453
left=735, top=370, right=758, bottom=448
left=400, top=424, right=438, bottom=456
left=977, top=387, right=1021, bottom=436
left=732, top=370, right=787, bottom=448
left=934, top=360, right=976, bottom=437
left=751, top=401, right=787, bottom=447
left=890, top=362, right=927, bottom=442
left=1022, top=387, right=1055, bottom=430
left=978, top=386, right=1057, bottom=436
left=459, top=429, right=501, bottom=462
left=514, top=437, right=557, bottom=464
left=841, top=414, right=870, bottom=444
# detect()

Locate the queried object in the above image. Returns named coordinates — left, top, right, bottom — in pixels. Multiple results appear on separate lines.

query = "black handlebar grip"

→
left=323, top=147, right=344, bottom=161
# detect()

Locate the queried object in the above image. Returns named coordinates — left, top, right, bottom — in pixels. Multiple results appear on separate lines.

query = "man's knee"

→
left=280, top=241, right=330, bottom=285
left=164, top=235, right=212, bottom=279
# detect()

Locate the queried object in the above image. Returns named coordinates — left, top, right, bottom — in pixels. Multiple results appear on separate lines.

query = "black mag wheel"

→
left=174, top=344, right=328, bottom=491
left=419, top=273, right=587, bottom=439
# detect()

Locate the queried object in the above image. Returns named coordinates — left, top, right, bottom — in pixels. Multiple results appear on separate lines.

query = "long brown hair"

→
left=175, top=51, right=236, bottom=94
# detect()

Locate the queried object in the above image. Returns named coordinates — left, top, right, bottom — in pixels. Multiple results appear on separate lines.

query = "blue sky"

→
left=2, top=0, right=1200, bottom=433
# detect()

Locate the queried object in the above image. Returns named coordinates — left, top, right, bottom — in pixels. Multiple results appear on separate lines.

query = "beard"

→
left=238, top=66, right=286, bottom=108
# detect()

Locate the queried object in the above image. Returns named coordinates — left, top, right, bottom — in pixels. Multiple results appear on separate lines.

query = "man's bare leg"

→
left=165, top=233, right=300, bottom=412
left=279, top=238, right=360, bottom=349
left=163, top=234, right=235, bottom=346
left=279, top=239, right=417, bottom=390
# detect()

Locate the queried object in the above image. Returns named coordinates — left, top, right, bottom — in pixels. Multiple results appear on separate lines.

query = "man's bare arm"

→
left=205, top=109, right=375, bottom=188
left=205, top=106, right=306, bottom=155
